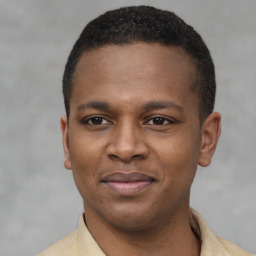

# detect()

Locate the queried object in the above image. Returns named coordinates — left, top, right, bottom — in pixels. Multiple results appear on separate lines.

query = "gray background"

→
left=1, top=0, right=255, bottom=255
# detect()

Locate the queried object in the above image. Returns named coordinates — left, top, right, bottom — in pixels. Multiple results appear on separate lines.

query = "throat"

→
left=83, top=209, right=201, bottom=256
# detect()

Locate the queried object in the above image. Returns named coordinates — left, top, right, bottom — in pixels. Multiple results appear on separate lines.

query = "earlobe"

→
left=198, top=112, right=221, bottom=167
left=60, top=115, right=72, bottom=170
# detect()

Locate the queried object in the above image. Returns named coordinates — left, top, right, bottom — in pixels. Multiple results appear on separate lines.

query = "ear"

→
left=198, top=112, right=221, bottom=167
left=60, top=115, right=72, bottom=170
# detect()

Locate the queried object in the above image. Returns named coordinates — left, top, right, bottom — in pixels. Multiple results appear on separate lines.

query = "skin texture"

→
left=61, top=43, right=221, bottom=256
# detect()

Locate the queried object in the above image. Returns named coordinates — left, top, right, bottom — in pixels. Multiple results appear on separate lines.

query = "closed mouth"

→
left=102, top=172, right=155, bottom=195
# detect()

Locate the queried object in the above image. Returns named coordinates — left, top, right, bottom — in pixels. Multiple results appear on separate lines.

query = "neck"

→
left=84, top=205, right=201, bottom=256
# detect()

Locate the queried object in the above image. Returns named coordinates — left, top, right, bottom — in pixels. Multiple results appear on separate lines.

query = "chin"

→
left=108, top=215, right=154, bottom=231
left=102, top=203, right=159, bottom=231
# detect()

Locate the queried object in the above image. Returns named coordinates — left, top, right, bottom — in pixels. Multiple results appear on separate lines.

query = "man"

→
left=38, top=6, right=253, bottom=256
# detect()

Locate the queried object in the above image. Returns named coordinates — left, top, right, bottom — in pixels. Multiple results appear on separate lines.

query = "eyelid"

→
left=144, top=115, right=178, bottom=125
left=81, top=115, right=112, bottom=125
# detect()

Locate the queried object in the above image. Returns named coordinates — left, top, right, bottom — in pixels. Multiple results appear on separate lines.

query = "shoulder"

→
left=216, top=236, right=254, bottom=256
left=36, top=230, right=80, bottom=256
left=190, top=208, right=254, bottom=256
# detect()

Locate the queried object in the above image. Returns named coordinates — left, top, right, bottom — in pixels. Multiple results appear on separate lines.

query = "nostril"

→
left=108, top=153, right=146, bottom=163
left=106, top=133, right=149, bottom=162
left=132, top=154, right=146, bottom=160
left=109, top=154, right=120, bottom=161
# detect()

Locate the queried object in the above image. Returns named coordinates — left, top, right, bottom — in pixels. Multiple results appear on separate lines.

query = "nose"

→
left=106, top=121, right=149, bottom=162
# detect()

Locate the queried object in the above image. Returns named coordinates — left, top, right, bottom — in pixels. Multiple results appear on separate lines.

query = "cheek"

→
left=153, top=129, right=201, bottom=184
left=68, top=135, right=105, bottom=193
left=69, top=132, right=104, bottom=168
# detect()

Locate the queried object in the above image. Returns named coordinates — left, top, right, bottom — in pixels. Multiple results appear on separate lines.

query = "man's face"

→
left=62, top=43, right=209, bottom=230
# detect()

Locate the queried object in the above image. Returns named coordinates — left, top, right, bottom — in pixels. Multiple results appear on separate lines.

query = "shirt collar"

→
left=190, top=208, right=224, bottom=256
left=76, top=208, right=245, bottom=256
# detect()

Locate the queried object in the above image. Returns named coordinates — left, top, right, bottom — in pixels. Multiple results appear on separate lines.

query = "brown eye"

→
left=89, top=117, right=104, bottom=125
left=152, top=117, right=166, bottom=125
left=85, top=116, right=110, bottom=125
left=147, top=117, right=172, bottom=125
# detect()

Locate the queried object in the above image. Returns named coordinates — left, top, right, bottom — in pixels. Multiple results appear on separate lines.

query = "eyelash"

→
left=81, top=116, right=111, bottom=125
left=81, top=115, right=177, bottom=126
left=145, top=116, right=177, bottom=125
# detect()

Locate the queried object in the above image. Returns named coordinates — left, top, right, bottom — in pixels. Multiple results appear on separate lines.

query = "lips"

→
left=102, top=172, right=155, bottom=195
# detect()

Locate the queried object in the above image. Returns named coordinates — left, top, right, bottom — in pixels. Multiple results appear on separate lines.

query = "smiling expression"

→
left=61, top=43, right=211, bottom=230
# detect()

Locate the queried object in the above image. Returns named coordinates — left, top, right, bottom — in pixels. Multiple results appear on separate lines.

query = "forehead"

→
left=71, top=43, right=198, bottom=113
left=75, top=43, right=196, bottom=79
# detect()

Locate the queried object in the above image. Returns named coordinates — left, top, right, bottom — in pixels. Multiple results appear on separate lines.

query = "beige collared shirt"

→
left=37, top=209, right=254, bottom=256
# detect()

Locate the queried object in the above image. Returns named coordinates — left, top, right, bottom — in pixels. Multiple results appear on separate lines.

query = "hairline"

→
left=68, top=41, right=205, bottom=123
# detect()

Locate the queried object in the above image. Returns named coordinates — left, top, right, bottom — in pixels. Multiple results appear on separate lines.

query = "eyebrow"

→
left=77, top=100, right=184, bottom=112
left=142, top=100, right=184, bottom=112
left=77, top=101, right=111, bottom=111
